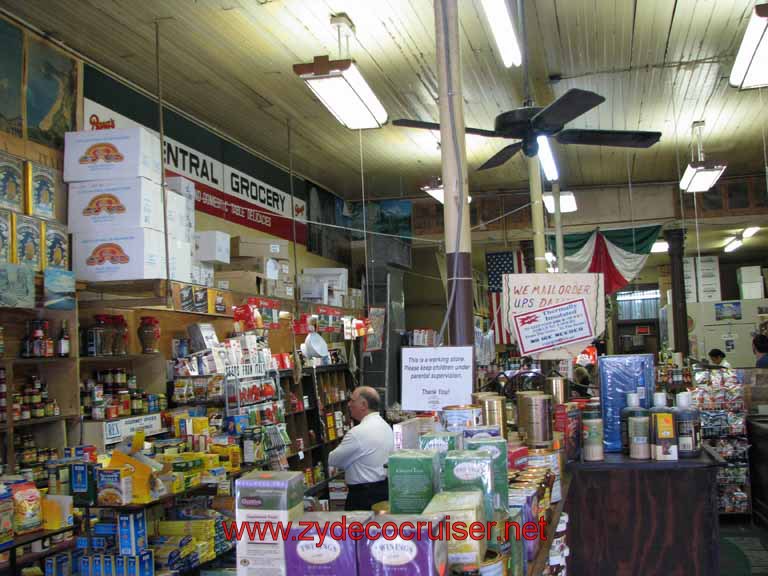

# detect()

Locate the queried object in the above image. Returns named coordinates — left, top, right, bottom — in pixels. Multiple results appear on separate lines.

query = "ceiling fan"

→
left=392, top=8, right=662, bottom=172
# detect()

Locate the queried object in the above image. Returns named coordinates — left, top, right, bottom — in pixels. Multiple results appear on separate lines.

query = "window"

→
left=701, top=188, right=723, bottom=212
left=617, top=289, right=660, bottom=320
left=727, top=182, right=749, bottom=209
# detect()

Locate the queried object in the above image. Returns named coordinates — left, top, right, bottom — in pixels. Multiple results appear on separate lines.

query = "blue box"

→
left=125, top=549, right=154, bottom=576
left=71, top=549, right=84, bottom=574
left=115, top=556, right=126, bottom=576
left=92, top=553, right=103, bottom=576
left=80, top=556, right=91, bottom=575
left=103, top=554, right=115, bottom=576
left=598, top=353, right=655, bottom=452
left=94, top=522, right=118, bottom=536
left=118, top=511, right=147, bottom=555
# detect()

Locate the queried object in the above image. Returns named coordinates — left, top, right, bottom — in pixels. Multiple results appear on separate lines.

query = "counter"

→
left=565, top=449, right=722, bottom=576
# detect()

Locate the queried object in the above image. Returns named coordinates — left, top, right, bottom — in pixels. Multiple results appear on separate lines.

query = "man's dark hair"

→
left=754, top=334, right=768, bottom=354
left=358, top=387, right=380, bottom=411
left=709, top=348, right=726, bottom=359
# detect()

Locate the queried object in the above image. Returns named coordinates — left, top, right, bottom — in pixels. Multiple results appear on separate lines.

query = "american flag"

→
left=486, top=250, right=526, bottom=345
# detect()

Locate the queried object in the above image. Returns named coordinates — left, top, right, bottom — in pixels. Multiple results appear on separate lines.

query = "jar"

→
left=106, top=405, right=119, bottom=420
left=92, top=316, right=108, bottom=356
left=131, top=393, right=143, bottom=415
left=45, top=401, right=55, bottom=417
left=20, top=405, right=30, bottom=420
left=29, top=390, right=41, bottom=404
left=158, top=393, right=167, bottom=411
left=32, top=404, right=44, bottom=419
left=91, top=405, right=105, bottom=421
left=103, top=370, right=114, bottom=386
left=112, top=315, right=128, bottom=356
left=582, top=408, right=605, bottom=462
left=100, top=315, right=115, bottom=356
left=118, top=391, right=131, bottom=416
left=138, top=317, right=161, bottom=354
left=114, top=369, right=126, bottom=386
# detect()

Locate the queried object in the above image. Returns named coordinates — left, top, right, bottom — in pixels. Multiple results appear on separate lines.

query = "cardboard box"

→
left=302, top=268, right=348, bottom=294
left=214, top=270, right=262, bottom=295
left=166, top=176, right=196, bottom=202
left=286, top=512, right=371, bottom=575
left=68, top=178, right=164, bottom=233
left=423, top=491, right=485, bottom=566
left=167, top=190, right=194, bottom=243
left=64, top=128, right=162, bottom=183
left=195, top=231, right=230, bottom=264
left=738, top=266, right=762, bottom=284
left=388, top=450, right=440, bottom=514
left=442, top=450, right=495, bottom=520
left=230, top=236, right=289, bottom=259
left=217, top=256, right=291, bottom=281
left=358, top=515, right=447, bottom=576
left=740, top=281, right=764, bottom=300
left=118, top=510, right=148, bottom=556
left=169, top=239, right=193, bottom=283
left=73, top=227, right=166, bottom=281
left=191, top=262, right=215, bottom=287
left=207, top=289, right=233, bottom=315
left=265, top=279, right=294, bottom=299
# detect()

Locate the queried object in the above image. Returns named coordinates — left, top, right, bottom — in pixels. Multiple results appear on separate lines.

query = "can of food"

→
left=481, top=395, right=508, bottom=439
left=554, top=402, right=582, bottom=462
left=521, top=394, right=553, bottom=449
left=480, top=550, right=507, bottom=576
left=546, top=376, right=569, bottom=405
left=442, top=405, right=482, bottom=431
left=105, top=405, right=119, bottom=419
left=91, top=405, right=105, bottom=421
left=514, top=391, right=539, bottom=438
left=472, top=391, right=497, bottom=405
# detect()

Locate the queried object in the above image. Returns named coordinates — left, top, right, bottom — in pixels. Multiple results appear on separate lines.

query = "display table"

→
left=566, top=450, right=722, bottom=576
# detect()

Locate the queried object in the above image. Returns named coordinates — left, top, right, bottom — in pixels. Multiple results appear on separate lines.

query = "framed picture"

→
left=0, top=209, right=10, bottom=264
left=0, top=19, right=22, bottom=138
left=13, top=213, right=41, bottom=271
left=0, top=151, right=24, bottom=213
left=44, top=221, right=69, bottom=270
left=26, top=161, right=59, bottom=220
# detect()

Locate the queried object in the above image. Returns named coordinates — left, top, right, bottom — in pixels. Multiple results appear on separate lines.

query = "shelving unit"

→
left=0, top=527, right=76, bottom=575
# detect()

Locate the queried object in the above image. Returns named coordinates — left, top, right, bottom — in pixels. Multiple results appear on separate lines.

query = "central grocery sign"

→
left=83, top=98, right=307, bottom=243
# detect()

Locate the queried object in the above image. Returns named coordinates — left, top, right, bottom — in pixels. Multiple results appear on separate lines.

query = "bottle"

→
left=43, top=321, right=54, bottom=358
left=620, top=393, right=647, bottom=454
left=582, top=406, right=604, bottom=461
left=56, top=320, right=70, bottom=358
left=626, top=399, right=650, bottom=460
left=650, top=391, right=678, bottom=461
left=675, top=391, right=702, bottom=458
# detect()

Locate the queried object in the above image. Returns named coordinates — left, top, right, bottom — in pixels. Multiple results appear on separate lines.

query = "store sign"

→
left=103, top=413, right=164, bottom=445
left=83, top=99, right=307, bottom=243
left=512, top=299, right=593, bottom=355
left=401, top=346, right=473, bottom=411
left=502, top=273, right=605, bottom=357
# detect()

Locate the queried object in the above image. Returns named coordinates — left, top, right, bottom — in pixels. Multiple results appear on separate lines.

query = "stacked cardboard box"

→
left=215, top=236, right=293, bottom=298
left=738, top=266, right=765, bottom=300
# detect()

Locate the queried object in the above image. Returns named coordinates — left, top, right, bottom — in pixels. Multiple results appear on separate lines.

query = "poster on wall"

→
left=512, top=298, right=594, bottom=355
left=0, top=263, right=35, bottom=308
left=348, top=199, right=413, bottom=241
left=43, top=268, right=75, bottom=310
left=502, top=273, right=605, bottom=358
left=26, top=38, right=76, bottom=149
left=0, top=19, right=22, bottom=138
left=364, top=307, right=386, bottom=352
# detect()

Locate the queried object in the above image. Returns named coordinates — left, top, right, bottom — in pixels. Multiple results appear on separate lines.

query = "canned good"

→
left=92, top=405, right=105, bottom=421
left=91, top=386, right=103, bottom=404
left=442, top=405, right=482, bottom=432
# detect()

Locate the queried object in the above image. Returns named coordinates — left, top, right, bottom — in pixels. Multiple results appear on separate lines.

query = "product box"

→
left=214, top=270, right=261, bottom=294
left=388, top=450, right=440, bottom=514
left=64, top=128, right=162, bottom=183
left=230, top=236, right=289, bottom=260
left=65, top=445, right=98, bottom=462
left=191, top=261, right=215, bottom=287
left=73, top=227, right=166, bottom=281
left=169, top=239, right=193, bottom=283
left=461, top=425, right=501, bottom=439
left=0, top=209, right=10, bottom=264
left=26, top=161, right=59, bottom=221
left=118, top=510, right=148, bottom=556
left=207, top=288, right=233, bottom=315
left=0, top=150, right=24, bottom=212
left=423, top=491, right=486, bottom=566
left=45, top=221, right=69, bottom=270
left=465, top=436, right=509, bottom=512
left=235, top=470, right=305, bottom=576
left=13, top=213, right=42, bottom=271
left=44, top=552, right=70, bottom=576
left=167, top=189, right=194, bottom=244
left=195, top=231, right=230, bottom=264
left=357, top=514, right=447, bottom=576
left=285, top=511, right=371, bottom=575
left=42, top=495, right=74, bottom=530
left=166, top=176, right=196, bottom=238
left=217, top=256, right=291, bottom=282
left=442, top=450, right=495, bottom=520
left=71, top=462, right=98, bottom=506
left=68, top=178, right=164, bottom=233
left=265, top=279, right=294, bottom=299
left=740, top=281, right=764, bottom=300
left=302, top=268, right=348, bottom=294
left=96, top=467, right=133, bottom=506
left=737, top=266, right=762, bottom=284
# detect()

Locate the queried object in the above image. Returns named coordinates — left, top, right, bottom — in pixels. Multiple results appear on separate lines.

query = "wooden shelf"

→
left=0, top=414, right=79, bottom=432
left=0, top=537, right=75, bottom=572
left=0, top=526, right=75, bottom=552
left=3, top=357, right=75, bottom=365
left=80, top=353, right=162, bottom=363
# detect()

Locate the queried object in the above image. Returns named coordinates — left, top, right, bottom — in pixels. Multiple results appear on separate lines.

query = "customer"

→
left=328, top=386, right=393, bottom=510
left=708, top=348, right=731, bottom=368
left=754, top=335, right=768, bottom=369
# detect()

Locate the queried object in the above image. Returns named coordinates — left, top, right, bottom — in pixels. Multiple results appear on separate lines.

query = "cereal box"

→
left=96, top=468, right=133, bottom=506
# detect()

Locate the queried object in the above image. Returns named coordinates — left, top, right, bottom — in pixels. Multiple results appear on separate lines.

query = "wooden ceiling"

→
left=3, top=0, right=766, bottom=200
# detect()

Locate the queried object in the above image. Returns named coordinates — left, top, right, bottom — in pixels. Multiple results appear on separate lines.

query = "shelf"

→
left=0, top=537, right=75, bottom=572
left=3, top=357, right=75, bottom=365
left=85, top=483, right=211, bottom=510
left=0, top=526, right=75, bottom=552
left=302, top=364, right=348, bottom=375
left=80, top=353, right=162, bottom=363
left=172, top=397, right=225, bottom=407
left=0, top=414, right=79, bottom=432
left=304, top=473, right=342, bottom=497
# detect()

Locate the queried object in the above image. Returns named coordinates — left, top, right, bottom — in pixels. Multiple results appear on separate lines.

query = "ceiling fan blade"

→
left=392, top=119, right=500, bottom=137
left=556, top=129, right=661, bottom=148
left=531, top=89, right=605, bottom=133
left=478, top=142, right=523, bottom=170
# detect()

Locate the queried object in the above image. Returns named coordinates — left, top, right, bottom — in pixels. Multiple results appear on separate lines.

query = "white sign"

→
left=502, top=273, right=605, bottom=358
left=103, top=413, right=164, bottom=445
left=401, top=346, right=473, bottom=411
left=513, top=298, right=594, bottom=355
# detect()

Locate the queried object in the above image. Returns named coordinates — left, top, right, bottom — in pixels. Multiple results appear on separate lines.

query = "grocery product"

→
left=650, top=392, right=678, bottom=461
left=424, top=491, right=486, bottom=566
left=442, top=451, right=495, bottom=520
left=465, top=436, right=509, bottom=512
left=285, top=511, right=371, bottom=574
left=387, top=450, right=440, bottom=514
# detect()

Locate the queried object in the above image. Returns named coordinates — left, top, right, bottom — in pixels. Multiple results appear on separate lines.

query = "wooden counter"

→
left=565, top=451, right=721, bottom=576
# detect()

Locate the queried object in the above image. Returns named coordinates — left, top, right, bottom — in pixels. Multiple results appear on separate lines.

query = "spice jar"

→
left=112, top=315, right=128, bottom=356
left=138, top=317, right=160, bottom=354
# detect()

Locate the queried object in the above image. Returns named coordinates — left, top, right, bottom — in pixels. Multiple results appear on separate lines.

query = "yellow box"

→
left=109, top=451, right=153, bottom=504
left=203, top=454, right=220, bottom=469
left=42, top=495, right=73, bottom=530
left=159, top=472, right=185, bottom=494
left=191, top=417, right=210, bottom=435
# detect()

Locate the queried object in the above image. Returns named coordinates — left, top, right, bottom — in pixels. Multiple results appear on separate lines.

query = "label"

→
left=677, top=419, right=701, bottom=453
left=370, top=539, right=418, bottom=566
left=653, top=413, right=675, bottom=439
left=453, top=461, right=483, bottom=481
left=297, top=537, right=341, bottom=564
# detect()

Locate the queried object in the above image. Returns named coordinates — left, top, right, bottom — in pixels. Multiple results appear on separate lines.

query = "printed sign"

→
left=512, top=299, right=593, bottom=355
left=401, top=346, right=473, bottom=411
left=103, top=413, right=164, bottom=445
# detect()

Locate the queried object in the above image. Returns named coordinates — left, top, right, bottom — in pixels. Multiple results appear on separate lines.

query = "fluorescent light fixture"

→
left=480, top=0, right=522, bottom=68
left=724, top=238, right=743, bottom=253
left=422, top=185, right=471, bottom=204
left=293, top=56, right=387, bottom=129
left=536, top=136, right=559, bottom=182
left=743, top=226, right=760, bottom=238
left=543, top=191, right=577, bottom=214
left=651, top=241, right=669, bottom=253
left=679, top=161, right=727, bottom=192
left=722, top=236, right=736, bottom=246
left=730, top=4, right=768, bottom=90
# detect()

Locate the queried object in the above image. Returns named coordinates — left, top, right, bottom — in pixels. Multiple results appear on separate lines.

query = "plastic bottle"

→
left=675, top=391, right=702, bottom=458
left=582, top=407, right=604, bottom=461
left=620, top=393, right=647, bottom=454
left=623, top=393, right=650, bottom=460
left=649, top=391, right=678, bottom=461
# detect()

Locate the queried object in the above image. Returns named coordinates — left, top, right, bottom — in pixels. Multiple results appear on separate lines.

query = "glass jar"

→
left=112, top=315, right=128, bottom=356
left=138, top=317, right=160, bottom=354
left=100, top=315, right=115, bottom=357
left=89, top=317, right=105, bottom=357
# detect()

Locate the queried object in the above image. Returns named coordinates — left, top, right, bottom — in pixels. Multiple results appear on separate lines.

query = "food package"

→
left=11, top=481, right=42, bottom=534
left=42, top=494, right=74, bottom=530
left=423, top=491, right=486, bottom=566
left=285, top=511, right=371, bottom=575
left=508, top=485, right=539, bottom=565
left=357, top=514, right=448, bottom=575
left=109, top=450, right=154, bottom=503
left=507, top=508, right=525, bottom=576
left=0, top=489, right=13, bottom=546
left=598, top=354, right=655, bottom=452
left=13, top=213, right=42, bottom=271
left=418, top=431, right=462, bottom=464
left=96, top=467, right=133, bottom=506
left=465, top=436, right=509, bottom=513
left=461, top=425, right=501, bottom=439
left=387, top=450, right=440, bottom=514
left=119, top=510, right=148, bottom=556
left=442, top=450, right=495, bottom=520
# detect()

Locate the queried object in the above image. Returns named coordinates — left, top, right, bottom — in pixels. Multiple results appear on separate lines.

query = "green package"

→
left=423, top=490, right=486, bottom=566
left=507, top=508, right=525, bottom=576
left=442, top=450, right=495, bottom=521
left=388, top=449, right=440, bottom=514
left=465, top=436, right=509, bottom=514
left=419, top=432, right=462, bottom=474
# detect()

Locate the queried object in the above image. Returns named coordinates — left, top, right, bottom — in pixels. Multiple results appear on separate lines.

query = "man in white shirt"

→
left=328, top=386, right=393, bottom=510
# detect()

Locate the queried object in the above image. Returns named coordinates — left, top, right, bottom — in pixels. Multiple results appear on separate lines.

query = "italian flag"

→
left=551, top=225, right=661, bottom=294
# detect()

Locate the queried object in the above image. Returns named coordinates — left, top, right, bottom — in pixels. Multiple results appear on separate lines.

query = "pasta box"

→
left=68, top=177, right=164, bottom=233
left=118, top=510, right=147, bottom=556
left=96, top=467, right=132, bottom=506
left=73, top=227, right=166, bottom=281
left=64, top=128, right=162, bottom=183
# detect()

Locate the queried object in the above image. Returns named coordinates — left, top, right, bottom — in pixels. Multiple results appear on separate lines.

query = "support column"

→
left=665, top=228, right=689, bottom=358
left=529, top=156, right=547, bottom=273
left=435, top=0, right=473, bottom=347
left=553, top=180, right=565, bottom=271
